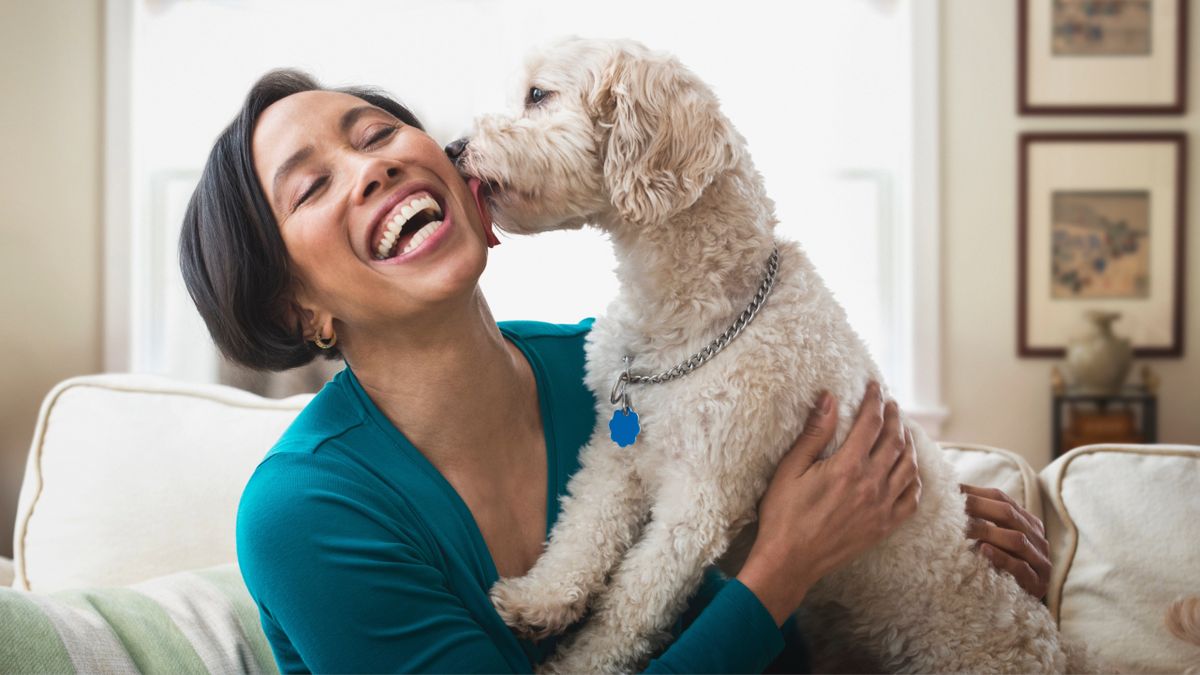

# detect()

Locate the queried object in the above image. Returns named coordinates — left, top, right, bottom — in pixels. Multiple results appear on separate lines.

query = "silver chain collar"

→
left=610, top=245, right=780, bottom=408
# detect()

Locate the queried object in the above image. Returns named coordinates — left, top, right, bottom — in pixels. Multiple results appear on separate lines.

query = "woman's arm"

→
left=643, top=574, right=792, bottom=673
left=242, top=452, right=802, bottom=674
left=237, top=453, right=523, bottom=674
left=241, top=452, right=789, bottom=675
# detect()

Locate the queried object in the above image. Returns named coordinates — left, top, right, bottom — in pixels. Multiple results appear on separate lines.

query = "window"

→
left=107, top=0, right=946, bottom=434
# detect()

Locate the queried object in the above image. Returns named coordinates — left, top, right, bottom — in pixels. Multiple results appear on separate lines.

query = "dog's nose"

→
left=444, top=137, right=469, bottom=163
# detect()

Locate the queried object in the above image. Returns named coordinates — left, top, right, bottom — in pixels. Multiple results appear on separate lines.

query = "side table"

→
left=1051, top=385, right=1158, bottom=459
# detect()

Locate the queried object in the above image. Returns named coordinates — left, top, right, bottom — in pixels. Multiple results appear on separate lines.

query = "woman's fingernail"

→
left=818, top=392, right=833, bottom=414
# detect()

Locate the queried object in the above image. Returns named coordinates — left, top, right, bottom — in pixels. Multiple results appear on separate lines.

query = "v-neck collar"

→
left=340, top=326, right=560, bottom=589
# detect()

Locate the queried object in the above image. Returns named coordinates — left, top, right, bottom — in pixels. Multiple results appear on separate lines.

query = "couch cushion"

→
left=1039, top=444, right=1200, bottom=673
left=938, top=442, right=1042, bottom=521
left=0, top=562, right=277, bottom=674
left=13, top=375, right=309, bottom=592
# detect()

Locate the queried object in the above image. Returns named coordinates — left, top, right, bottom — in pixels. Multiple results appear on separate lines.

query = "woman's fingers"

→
left=887, top=426, right=919, bottom=497
left=960, top=484, right=1048, bottom=554
left=979, top=542, right=1048, bottom=600
left=777, top=391, right=839, bottom=477
left=838, top=382, right=886, bottom=465
left=890, top=452, right=922, bottom=522
left=962, top=493, right=1046, bottom=556
left=967, top=515, right=1049, bottom=572
left=868, top=400, right=906, bottom=478
left=967, top=515, right=1052, bottom=599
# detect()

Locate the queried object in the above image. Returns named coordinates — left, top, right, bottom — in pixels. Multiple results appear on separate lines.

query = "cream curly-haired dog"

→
left=457, top=37, right=1095, bottom=673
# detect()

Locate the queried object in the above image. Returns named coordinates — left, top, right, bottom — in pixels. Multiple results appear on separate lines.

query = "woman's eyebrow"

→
left=338, top=104, right=382, bottom=134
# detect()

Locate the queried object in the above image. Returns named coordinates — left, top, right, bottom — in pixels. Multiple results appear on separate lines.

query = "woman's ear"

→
left=592, top=46, right=741, bottom=227
left=281, top=288, right=334, bottom=345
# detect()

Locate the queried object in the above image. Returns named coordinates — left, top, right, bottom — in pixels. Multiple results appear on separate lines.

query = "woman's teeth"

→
left=375, top=195, right=443, bottom=259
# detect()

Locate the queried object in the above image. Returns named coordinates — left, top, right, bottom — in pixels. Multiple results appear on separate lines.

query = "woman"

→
left=181, top=70, right=1051, bottom=673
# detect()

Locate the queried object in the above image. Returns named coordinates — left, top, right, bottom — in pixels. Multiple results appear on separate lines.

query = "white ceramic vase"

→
left=1065, top=310, right=1133, bottom=395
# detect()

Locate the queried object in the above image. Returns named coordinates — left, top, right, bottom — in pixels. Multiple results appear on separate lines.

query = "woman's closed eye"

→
left=293, top=175, right=329, bottom=211
left=363, top=124, right=399, bottom=148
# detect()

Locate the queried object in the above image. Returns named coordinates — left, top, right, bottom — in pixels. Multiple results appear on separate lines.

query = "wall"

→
left=940, top=0, right=1200, bottom=469
left=0, top=1, right=103, bottom=559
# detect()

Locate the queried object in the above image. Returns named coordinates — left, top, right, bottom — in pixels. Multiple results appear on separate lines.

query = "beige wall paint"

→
left=941, top=0, right=1200, bottom=469
left=0, top=1, right=103, bottom=558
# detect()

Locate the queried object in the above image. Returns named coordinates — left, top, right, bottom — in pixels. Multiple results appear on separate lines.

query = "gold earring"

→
left=312, top=331, right=337, bottom=350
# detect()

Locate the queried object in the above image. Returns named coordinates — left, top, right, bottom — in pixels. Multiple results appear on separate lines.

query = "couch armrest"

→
left=0, top=556, right=13, bottom=588
left=1038, top=444, right=1200, bottom=673
left=938, top=442, right=1041, bottom=522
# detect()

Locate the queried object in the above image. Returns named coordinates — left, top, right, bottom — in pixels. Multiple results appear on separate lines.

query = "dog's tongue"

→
left=468, top=177, right=492, bottom=223
left=468, top=177, right=500, bottom=247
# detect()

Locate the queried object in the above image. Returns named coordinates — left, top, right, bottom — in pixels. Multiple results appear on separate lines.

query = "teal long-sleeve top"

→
left=236, top=319, right=806, bottom=673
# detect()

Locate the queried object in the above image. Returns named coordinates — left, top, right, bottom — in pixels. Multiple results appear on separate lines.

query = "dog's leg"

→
left=540, top=475, right=752, bottom=674
left=490, top=436, right=647, bottom=639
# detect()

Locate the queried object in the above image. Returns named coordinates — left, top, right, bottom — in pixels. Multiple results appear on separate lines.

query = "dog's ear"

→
left=590, top=47, right=741, bottom=226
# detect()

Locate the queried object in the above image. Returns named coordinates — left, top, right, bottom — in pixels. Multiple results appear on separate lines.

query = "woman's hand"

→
left=736, top=382, right=921, bottom=625
left=960, top=483, right=1051, bottom=600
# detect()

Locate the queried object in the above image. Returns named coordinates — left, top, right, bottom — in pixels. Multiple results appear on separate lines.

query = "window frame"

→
left=102, top=0, right=947, bottom=435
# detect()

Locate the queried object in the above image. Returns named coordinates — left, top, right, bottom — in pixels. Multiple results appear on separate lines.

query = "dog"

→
left=456, top=37, right=1096, bottom=673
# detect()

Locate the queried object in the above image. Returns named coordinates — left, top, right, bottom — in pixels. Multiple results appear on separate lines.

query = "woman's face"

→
left=252, top=90, right=488, bottom=343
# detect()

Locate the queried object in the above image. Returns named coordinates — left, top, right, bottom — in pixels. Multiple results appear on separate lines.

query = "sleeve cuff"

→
left=644, top=577, right=786, bottom=673
left=721, top=578, right=788, bottom=660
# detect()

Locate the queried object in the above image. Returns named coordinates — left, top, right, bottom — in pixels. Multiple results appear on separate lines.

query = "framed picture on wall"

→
left=1018, top=0, right=1188, bottom=114
left=1018, top=133, right=1186, bottom=357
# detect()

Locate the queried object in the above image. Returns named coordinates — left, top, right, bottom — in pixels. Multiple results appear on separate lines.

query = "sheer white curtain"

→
left=112, top=0, right=941, bottom=426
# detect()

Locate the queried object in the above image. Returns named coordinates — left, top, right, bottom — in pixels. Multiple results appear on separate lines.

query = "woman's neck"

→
left=343, top=288, right=541, bottom=472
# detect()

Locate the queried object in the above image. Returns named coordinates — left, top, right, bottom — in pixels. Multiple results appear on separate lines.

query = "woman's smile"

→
left=368, top=182, right=458, bottom=266
left=368, top=186, right=444, bottom=258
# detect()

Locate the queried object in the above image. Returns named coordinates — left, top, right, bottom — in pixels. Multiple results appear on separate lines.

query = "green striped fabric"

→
left=0, top=563, right=278, bottom=674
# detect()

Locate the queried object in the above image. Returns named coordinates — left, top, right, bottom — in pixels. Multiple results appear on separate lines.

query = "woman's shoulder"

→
left=499, top=317, right=594, bottom=375
left=262, top=368, right=367, bottom=459
left=500, top=317, right=597, bottom=410
left=498, top=317, right=594, bottom=341
left=234, top=374, right=431, bottom=578
left=237, top=372, right=373, bottom=526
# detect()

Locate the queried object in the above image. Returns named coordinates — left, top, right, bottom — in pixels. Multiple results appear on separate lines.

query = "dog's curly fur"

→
left=460, top=37, right=1097, bottom=673
left=1167, top=596, right=1200, bottom=675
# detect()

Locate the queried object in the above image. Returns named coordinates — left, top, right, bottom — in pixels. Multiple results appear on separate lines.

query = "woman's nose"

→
left=444, top=138, right=469, bottom=164
left=359, top=165, right=399, bottom=201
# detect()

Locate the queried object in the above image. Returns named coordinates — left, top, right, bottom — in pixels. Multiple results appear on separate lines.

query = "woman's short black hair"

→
left=179, top=69, right=424, bottom=371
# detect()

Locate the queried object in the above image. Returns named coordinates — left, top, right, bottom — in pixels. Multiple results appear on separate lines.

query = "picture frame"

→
left=1018, top=0, right=1188, bottom=114
left=1018, top=132, right=1187, bottom=357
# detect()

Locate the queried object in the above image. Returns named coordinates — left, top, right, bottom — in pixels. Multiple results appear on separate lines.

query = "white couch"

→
left=3, top=374, right=1199, bottom=672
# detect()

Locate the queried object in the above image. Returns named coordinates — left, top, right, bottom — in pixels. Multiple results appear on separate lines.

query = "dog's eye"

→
left=525, top=87, right=552, bottom=107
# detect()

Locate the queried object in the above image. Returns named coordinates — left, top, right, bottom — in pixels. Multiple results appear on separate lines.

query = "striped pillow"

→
left=0, top=562, right=278, bottom=674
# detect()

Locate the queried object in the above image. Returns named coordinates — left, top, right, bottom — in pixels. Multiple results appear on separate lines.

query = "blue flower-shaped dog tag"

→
left=609, top=409, right=640, bottom=447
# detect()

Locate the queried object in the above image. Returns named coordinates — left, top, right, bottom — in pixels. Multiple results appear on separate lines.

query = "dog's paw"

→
left=490, top=575, right=589, bottom=640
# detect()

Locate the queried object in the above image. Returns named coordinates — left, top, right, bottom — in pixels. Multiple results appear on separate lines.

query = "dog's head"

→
left=455, top=37, right=742, bottom=236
